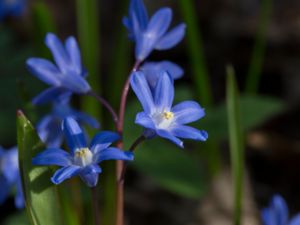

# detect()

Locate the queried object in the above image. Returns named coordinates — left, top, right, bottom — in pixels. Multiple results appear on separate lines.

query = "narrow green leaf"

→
left=178, top=0, right=212, bottom=107
left=17, top=111, right=63, bottom=225
left=31, top=2, right=56, bottom=57
left=226, top=66, right=244, bottom=225
left=245, top=0, right=272, bottom=93
left=76, top=0, right=102, bottom=123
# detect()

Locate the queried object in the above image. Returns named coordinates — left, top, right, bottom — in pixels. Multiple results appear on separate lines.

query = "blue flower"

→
left=27, top=33, right=91, bottom=105
left=130, top=71, right=208, bottom=148
left=0, top=0, right=26, bottom=20
left=0, top=147, right=24, bottom=209
left=141, top=60, right=184, bottom=89
left=37, top=101, right=99, bottom=148
left=123, top=0, right=186, bottom=61
left=33, top=117, right=134, bottom=187
left=262, top=195, right=300, bottom=225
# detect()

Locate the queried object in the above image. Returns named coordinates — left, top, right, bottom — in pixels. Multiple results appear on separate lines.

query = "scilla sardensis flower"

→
left=33, top=117, right=134, bottom=187
left=130, top=71, right=208, bottom=148
left=262, top=195, right=300, bottom=225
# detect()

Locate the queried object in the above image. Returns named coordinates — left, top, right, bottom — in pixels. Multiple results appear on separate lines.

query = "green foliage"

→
left=17, top=111, right=64, bottom=225
left=177, top=0, right=212, bottom=106
left=201, top=95, right=284, bottom=140
left=3, top=212, right=30, bottom=225
left=227, top=66, right=244, bottom=225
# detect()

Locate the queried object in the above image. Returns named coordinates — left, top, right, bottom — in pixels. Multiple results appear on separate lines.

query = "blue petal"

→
left=154, top=71, right=174, bottom=111
left=51, top=166, right=81, bottom=185
left=15, top=178, right=25, bottom=209
left=261, top=208, right=276, bottom=225
left=72, top=111, right=100, bottom=129
left=146, top=8, right=172, bottom=41
left=65, top=36, right=82, bottom=75
left=32, top=87, right=72, bottom=105
left=156, top=129, right=183, bottom=148
left=130, top=72, right=155, bottom=114
left=135, top=112, right=155, bottom=130
left=79, top=164, right=102, bottom=187
left=171, top=125, right=208, bottom=142
left=289, top=214, right=300, bottom=225
left=37, top=117, right=63, bottom=148
left=172, top=101, right=205, bottom=124
left=0, top=175, right=10, bottom=205
left=129, top=0, right=148, bottom=31
left=32, top=148, right=72, bottom=167
left=1, top=148, right=19, bottom=184
left=94, top=147, right=134, bottom=163
left=63, top=117, right=87, bottom=153
left=135, top=8, right=172, bottom=60
left=90, top=131, right=120, bottom=153
left=26, top=58, right=61, bottom=86
left=272, top=195, right=289, bottom=225
left=155, top=23, right=186, bottom=50
left=142, top=60, right=184, bottom=88
left=45, top=33, right=70, bottom=74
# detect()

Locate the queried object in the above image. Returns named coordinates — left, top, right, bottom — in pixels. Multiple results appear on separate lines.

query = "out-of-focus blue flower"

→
left=0, top=147, right=24, bottom=209
left=27, top=33, right=91, bottom=105
left=141, top=60, right=184, bottom=89
left=130, top=71, right=208, bottom=148
left=37, top=102, right=99, bottom=148
left=123, top=0, right=186, bottom=61
left=0, top=0, right=26, bottom=20
left=262, top=195, right=300, bottom=225
left=33, top=117, right=134, bottom=187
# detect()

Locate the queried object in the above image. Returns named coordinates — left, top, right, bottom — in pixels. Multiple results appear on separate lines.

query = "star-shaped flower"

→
left=33, top=117, right=134, bottom=187
left=262, top=195, right=300, bottom=225
left=0, top=147, right=24, bottom=209
left=123, top=0, right=186, bottom=61
left=37, top=101, right=99, bottom=148
left=27, top=33, right=91, bottom=105
left=130, top=71, right=208, bottom=148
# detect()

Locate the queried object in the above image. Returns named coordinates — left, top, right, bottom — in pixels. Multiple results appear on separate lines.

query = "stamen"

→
left=163, top=111, right=174, bottom=120
left=74, top=148, right=93, bottom=167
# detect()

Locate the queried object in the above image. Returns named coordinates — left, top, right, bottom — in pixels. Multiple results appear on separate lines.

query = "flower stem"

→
left=91, top=187, right=100, bottom=225
left=120, top=135, right=145, bottom=181
left=115, top=60, right=141, bottom=225
left=88, top=91, right=119, bottom=128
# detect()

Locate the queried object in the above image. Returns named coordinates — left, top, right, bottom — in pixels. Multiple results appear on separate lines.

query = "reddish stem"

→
left=115, top=60, right=141, bottom=225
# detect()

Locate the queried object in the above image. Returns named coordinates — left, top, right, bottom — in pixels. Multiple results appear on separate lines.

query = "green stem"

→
left=245, top=0, right=272, bottom=94
left=76, top=0, right=102, bottom=123
left=178, top=0, right=212, bottom=107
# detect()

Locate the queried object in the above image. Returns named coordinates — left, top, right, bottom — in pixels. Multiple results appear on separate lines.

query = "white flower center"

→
left=152, top=110, right=174, bottom=129
left=74, top=148, right=93, bottom=167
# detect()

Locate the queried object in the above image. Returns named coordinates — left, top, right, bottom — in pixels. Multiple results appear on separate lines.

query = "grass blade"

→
left=178, top=0, right=212, bottom=107
left=245, top=0, right=272, bottom=93
left=226, top=66, right=244, bottom=225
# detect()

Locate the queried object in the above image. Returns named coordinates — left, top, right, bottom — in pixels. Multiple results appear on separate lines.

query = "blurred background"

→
left=0, top=0, right=300, bottom=224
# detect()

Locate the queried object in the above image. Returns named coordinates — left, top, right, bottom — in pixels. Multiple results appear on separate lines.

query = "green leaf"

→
left=133, top=140, right=207, bottom=198
left=17, top=111, right=64, bottom=225
left=226, top=66, right=244, bottom=225
left=200, top=95, right=284, bottom=140
left=124, top=101, right=207, bottom=199
left=3, top=212, right=30, bottom=225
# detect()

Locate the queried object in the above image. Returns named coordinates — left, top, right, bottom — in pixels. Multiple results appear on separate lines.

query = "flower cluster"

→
left=1, top=0, right=208, bottom=210
left=262, top=195, right=300, bottom=225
